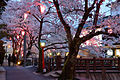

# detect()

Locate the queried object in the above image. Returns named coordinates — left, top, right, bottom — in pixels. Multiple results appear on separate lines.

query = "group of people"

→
left=0, top=53, right=16, bottom=66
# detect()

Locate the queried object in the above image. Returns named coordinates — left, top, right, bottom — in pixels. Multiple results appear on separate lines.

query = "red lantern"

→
left=21, top=31, right=25, bottom=36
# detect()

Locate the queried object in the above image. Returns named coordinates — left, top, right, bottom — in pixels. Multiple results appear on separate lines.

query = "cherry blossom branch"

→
left=53, top=0, right=72, bottom=44
left=79, top=31, right=118, bottom=44
left=74, top=0, right=97, bottom=39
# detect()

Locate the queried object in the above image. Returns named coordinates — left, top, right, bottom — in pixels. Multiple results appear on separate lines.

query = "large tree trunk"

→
left=59, top=54, right=77, bottom=80
left=59, top=38, right=80, bottom=80
left=37, top=48, right=43, bottom=72
left=37, top=18, right=43, bottom=72
left=59, top=42, right=79, bottom=80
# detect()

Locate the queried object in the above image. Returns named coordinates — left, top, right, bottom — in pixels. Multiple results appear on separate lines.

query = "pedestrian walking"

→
left=12, top=54, right=16, bottom=66
left=8, top=54, right=11, bottom=66
left=0, top=53, right=3, bottom=66
left=0, top=40, right=5, bottom=66
left=0, top=53, right=5, bottom=66
left=5, top=54, right=8, bottom=59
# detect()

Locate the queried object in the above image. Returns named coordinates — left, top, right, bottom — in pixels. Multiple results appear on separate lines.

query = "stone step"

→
left=44, top=71, right=56, bottom=77
left=55, top=70, right=62, bottom=75
left=50, top=73, right=59, bottom=78
left=44, top=70, right=61, bottom=78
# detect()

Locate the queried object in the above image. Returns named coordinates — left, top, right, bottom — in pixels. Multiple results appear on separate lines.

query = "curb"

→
left=0, top=67, right=6, bottom=80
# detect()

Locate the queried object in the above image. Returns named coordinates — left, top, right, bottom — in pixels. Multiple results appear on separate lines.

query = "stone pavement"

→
left=4, top=66, right=55, bottom=80
left=0, top=58, right=56, bottom=80
left=0, top=67, right=6, bottom=80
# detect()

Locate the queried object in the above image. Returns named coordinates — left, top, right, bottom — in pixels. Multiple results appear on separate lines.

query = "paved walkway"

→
left=5, top=66, right=55, bottom=80
left=0, top=67, right=6, bottom=80
left=1, top=58, right=55, bottom=80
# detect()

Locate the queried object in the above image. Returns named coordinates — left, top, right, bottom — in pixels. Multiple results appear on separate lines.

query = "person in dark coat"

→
left=0, top=53, right=4, bottom=66
left=0, top=40, right=5, bottom=66
left=8, top=54, right=11, bottom=66
left=12, top=54, right=16, bottom=66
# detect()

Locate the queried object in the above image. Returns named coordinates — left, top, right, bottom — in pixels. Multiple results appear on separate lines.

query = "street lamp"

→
left=21, top=12, right=29, bottom=67
left=40, top=41, right=45, bottom=69
left=107, top=49, right=113, bottom=57
left=21, top=30, right=26, bottom=66
left=23, top=3, right=46, bottom=70
left=57, top=52, right=61, bottom=56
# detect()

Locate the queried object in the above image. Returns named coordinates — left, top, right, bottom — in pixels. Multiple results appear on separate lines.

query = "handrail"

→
left=45, top=57, right=120, bottom=72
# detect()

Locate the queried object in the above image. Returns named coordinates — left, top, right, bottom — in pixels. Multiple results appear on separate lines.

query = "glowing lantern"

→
left=40, top=42, right=45, bottom=48
left=40, top=5, right=46, bottom=13
left=21, top=53, right=24, bottom=57
left=49, top=53, right=52, bottom=56
left=77, top=55, right=80, bottom=58
left=107, top=49, right=113, bottom=56
left=24, top=13, right=28, bottom=21
left=66, top=52, right=69, bottom=56
left=17, top=61, right=21, bottom=65
left=17, top=35, right=19, bottom=39
left=21, top=31, right=25, bottom=36
left=57, top=52, right=60, bottom=56
left=8, top=45, right=11, bottom=48
left=116, top=49, right=120, bottom=57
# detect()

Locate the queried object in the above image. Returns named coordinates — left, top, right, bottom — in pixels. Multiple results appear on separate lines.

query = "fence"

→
left=45, top=56, right=120, bottom=72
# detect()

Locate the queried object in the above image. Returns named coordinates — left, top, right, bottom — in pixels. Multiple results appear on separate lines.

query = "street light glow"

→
left=66, top=52, right=69, bottom=56
left=107, top=49, right=113, bottom=56
left=40, top=42, right=45, bottom=48
left=57, top=52, right=60, bottom=56
left=8, top=44, right=11, bottom=48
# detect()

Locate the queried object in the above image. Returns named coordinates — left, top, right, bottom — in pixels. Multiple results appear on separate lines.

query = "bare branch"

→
left=93, top=0, right=104, bottom=26
left=32, top=14, right=41, bottom=22
left=74, top=0, right=97, bottom=39
left=85, top=0, right=88, bottom=12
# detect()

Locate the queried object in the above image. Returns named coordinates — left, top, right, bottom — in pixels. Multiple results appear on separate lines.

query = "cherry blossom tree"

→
left=1, top=0, right=69, bottom=72
left=52, top=0, right=120, bottom=79
left=2, top=0, right=120, bottom=79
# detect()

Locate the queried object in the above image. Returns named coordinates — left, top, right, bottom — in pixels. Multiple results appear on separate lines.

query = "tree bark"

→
left=59, top=53, right=77, bottom=80
left=37, top=48, right=43, bottom=72
left=37, top=18, right=43, bottom=72
left=59, top=42, right=79, bottom=80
